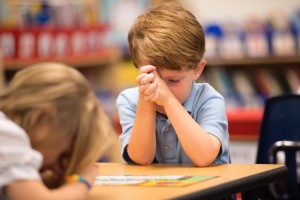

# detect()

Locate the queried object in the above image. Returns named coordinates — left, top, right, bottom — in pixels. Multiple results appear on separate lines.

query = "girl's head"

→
left=128, top=1, right=205, bottom=70
left=0, top=62, right=112, bottom=186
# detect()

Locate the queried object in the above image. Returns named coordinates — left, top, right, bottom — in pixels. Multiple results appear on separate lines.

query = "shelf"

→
left=206, top=56, right=300, bottom=67
left=0, top=24, right=121, bottom=69
left=3, top=46, right=121, bottom=69
left=205, top=56, right=300, bottom=141
left=227, top=108, right=263, bottom=141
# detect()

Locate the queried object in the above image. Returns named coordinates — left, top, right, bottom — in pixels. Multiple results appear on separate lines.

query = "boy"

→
left=116, top=1, right=230, bottom=167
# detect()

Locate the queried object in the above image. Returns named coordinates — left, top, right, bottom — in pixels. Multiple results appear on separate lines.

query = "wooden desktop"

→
left=89, top=163, right=288, bottom=200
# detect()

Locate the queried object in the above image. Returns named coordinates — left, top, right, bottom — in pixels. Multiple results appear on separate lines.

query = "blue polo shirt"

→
left=116, top=82, right=230, bottom=164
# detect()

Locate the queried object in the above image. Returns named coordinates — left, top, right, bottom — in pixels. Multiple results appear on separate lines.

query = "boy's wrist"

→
left=66, top=174, right=92, bottom=190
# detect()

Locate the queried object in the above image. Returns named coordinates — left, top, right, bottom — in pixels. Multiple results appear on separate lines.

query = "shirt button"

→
left=164, top=146, right=170, bottom=152
left=164, top=127, right=169, bottom=132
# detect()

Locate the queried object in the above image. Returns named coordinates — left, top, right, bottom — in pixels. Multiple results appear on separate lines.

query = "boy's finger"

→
left=144, top=91, right=156, bottom=101
left=139, top=73, right=155, bottom=85
left=139, top=83, right=151, bottom=93
left=143, top=81, right=157, bottom=95
left=139, top=65, right=156, bottom=73
left=136, top=73, right=148, bottom=83
left=149, top=91, right=160, bottom=102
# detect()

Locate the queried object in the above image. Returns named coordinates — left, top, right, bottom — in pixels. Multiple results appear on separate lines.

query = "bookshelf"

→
left=206, top=56, right=300, bottom=67
left=203, top=56, right=300, bottom=141
left=3, top=45, right=121, bottom=69
left=204, top=56, right=300, bottom=164
left=0, top=0, right=122, bottom=83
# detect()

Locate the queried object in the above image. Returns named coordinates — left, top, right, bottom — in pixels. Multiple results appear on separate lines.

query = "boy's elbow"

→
left=126, top=147, right=154, bottom=165
left=133, top=158, right=153, bottom=166
left=193, top=158, right=214, bottom=167
left=138, top=161, right=153, bottom=166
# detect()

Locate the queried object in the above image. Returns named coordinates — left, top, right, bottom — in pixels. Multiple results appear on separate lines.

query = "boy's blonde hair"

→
left=0, top=62, right=113, bottom=184
left=128, top=1, right=205, bottom=70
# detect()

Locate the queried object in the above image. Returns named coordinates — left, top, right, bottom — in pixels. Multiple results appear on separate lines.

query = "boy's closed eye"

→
left=167, top=79, right=180, bottom=83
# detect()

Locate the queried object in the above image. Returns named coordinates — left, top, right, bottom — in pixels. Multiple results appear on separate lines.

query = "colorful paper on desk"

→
left=95, top=175, right=217, bottom=187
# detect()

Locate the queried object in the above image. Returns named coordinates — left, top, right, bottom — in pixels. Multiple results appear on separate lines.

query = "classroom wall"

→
left=182, top=0, right=300, bottom=23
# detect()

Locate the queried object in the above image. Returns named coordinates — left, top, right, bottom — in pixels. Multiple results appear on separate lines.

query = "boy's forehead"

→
left=137, top=58, right=190, bottom=72
left=158, top=68, right=184, bottom=78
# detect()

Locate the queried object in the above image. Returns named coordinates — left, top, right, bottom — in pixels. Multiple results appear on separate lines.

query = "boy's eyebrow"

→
left=161, top=74, right=182, bottom=80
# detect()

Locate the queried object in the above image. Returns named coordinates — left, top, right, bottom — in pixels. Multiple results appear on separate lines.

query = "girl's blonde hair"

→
left=0, top=62, right=113, bottom=184
left=128, top=1, right=205, bottom=70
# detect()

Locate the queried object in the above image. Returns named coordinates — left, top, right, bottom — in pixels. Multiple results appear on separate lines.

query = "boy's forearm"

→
left=163, top=97, right=220, bottom=166
left=127, top=97, right=157, bottom=165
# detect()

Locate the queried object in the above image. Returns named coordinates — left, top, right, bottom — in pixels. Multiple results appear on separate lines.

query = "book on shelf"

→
left=231, top=71, right=263, bottom=108
left=285, top=66, right=300, bottom=93
left=254, top=68, right=284, bottom=98
left=204, top=67, right=235, bottom=95
left=203, top=65, right=300, bottom=110
left=203, top=67, right=242, bottom=109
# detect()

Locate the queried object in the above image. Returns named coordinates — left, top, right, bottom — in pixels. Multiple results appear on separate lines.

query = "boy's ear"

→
left=193, top=59, right=206, bottom=80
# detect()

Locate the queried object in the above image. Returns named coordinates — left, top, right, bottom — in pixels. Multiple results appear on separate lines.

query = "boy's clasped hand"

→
left=137, top=65, right=158, bottom=102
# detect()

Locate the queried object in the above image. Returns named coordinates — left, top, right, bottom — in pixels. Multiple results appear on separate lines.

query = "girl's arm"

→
left=5, top=180, right=89, bottom=200
left=4, top=162, right=97, bottom=200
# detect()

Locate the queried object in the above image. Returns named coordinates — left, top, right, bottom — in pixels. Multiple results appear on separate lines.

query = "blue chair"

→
left=256, top=94, right=300, bottom=199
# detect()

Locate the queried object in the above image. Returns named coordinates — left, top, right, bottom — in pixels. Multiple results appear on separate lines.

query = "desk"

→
left=89, top=163, right=288, bottom=200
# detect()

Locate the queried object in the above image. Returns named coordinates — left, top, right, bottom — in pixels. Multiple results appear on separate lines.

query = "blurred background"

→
left=0, top=0, right=300, bottom=164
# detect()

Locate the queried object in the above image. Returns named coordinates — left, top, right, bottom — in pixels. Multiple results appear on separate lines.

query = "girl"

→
left=0, top=62, right=114, bottom=199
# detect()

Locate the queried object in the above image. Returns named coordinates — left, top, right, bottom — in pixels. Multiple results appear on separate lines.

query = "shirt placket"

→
left=160, top=120, right=178, bottom=162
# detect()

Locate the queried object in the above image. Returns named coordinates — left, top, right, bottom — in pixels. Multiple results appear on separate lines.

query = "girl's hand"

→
left=78, top=162, right=98, bottom=187
left=40, top=150, right=72, bottom=188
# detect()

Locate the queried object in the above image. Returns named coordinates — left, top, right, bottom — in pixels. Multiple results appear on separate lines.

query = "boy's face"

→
left=155, top=59, right=205, bottom=106
left=138, top=59, right=205, bottom=112
left=157, top=67, right=197, bottom=105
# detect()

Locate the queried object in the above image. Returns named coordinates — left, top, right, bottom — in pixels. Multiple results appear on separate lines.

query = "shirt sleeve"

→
left=0, top=115, right=42, bottom=192
left=116, top=89, right=138, bottom=162
left=196, top=94, right=229, bottom=159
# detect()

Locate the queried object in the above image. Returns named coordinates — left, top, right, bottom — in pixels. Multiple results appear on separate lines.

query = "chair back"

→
left=256, top=94, right=300, bottom=199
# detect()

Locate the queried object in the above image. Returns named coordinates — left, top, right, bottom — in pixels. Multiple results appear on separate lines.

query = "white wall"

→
left=181, top=0, right=300, bottom=24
